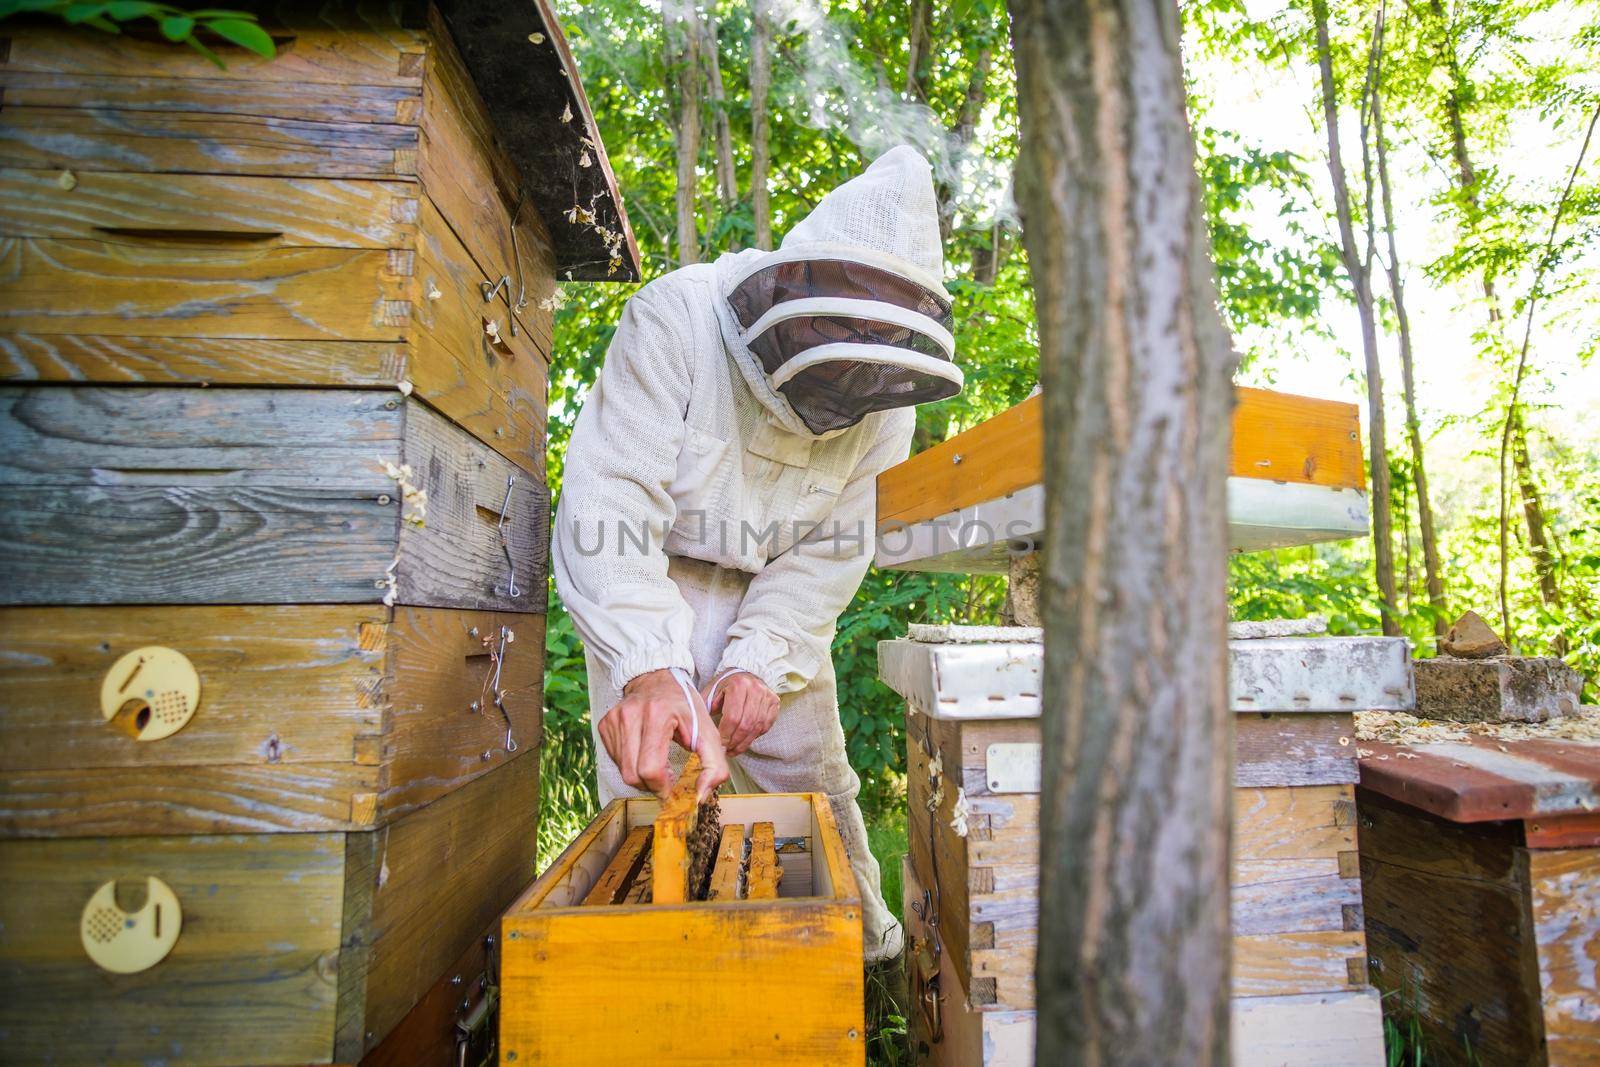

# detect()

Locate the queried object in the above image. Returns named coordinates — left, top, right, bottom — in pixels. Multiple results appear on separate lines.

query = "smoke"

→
left=768, top=0, right=1017, bottom=230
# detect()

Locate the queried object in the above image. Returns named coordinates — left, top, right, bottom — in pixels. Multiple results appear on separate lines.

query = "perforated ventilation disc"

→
left=99, top=646, right=200, bottom=741
left=79, top=876, right=182, bottom=974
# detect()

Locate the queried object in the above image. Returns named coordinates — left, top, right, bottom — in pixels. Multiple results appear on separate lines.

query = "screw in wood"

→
left=377, top=494, right=392, bottom=506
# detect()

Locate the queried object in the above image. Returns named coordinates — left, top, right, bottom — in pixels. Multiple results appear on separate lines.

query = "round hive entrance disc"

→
left=99, top=646, right=202, bottom=741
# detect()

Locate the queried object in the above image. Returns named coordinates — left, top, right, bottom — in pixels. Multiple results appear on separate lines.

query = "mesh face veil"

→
left=724, top=146, right=963, bottom=435
left=728, top=257, right=962, bottom=434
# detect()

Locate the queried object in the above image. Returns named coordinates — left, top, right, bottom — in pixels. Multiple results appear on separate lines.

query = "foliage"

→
left=0, top=0, right=275, bottom=66
left=537, top=0, right=1600, bottom=873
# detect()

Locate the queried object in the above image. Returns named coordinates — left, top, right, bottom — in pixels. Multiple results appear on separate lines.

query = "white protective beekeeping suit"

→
left=553, top=146, right=959, bottom=961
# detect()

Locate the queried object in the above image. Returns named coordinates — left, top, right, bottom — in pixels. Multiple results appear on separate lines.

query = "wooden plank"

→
left=418, top=11, right=557, bottom=357
left=0, top=762, right=378, bottom=837
left=747, top=821, right=780, bottom=901
left=411, top=195, right=550, bottom=457
left=501, top=900, right=861, bottom=1065
left=343, top=748, right=539, bottom=1060
left=1361, top=737, right=1600, bottom=823
left=1528, top=848, right=1600, bottom=1063
left=1233, top=990, right=1386, bottom=1067
left=1235, top=785, right=1356, bottom=863
left=0, top=604, right=384, bottom=773
left=0, top=168, right=418, bottom=247
left=0, top=831, right=346, bottom=1064
left=1231, top=871, right=1361, bottom=936
left=1233, top=930, right=1367, bottom=997
left=1526, top=812, right=1600, bottom=849
left=395, top=398, right=548, bottom=613
left=0, top=388, right=546, bottom=610
left=0, top=70, right=420, bottom=126
left=0, top=333, right=406, bottom=386
left=707, top=823, right=746, bottom=902
left=582, top=826, right=653, bottom=906
left=1356, top=787, right=1546, bottom=1061
left=359, top=912, right=499, bottom=1067
left=650, top=753, right=704, bottom=906
left=1235, top=712, right=1358, bottom=787
left=0, top=17, right=426, bottom=87
left=378, top=607, right=543, bottom=821
left=0, top=106, right=418, bottom=179
left=0, top=604, right=540, bottom=835
left=0, top=237, right=411, bottom=341
left=877, top=388, right=1365, bottom=528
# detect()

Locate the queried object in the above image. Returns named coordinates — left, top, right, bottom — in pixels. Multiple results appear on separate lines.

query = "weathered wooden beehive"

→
left=0, top=1, right=638, bottom=1062
left=1358, top=731, right=1600, bottom=1064
left=875, top=389, right=1403, bottom=1066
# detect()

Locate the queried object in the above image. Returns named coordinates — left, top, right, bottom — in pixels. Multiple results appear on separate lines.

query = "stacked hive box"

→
left=879, top=632, right=1413, bottom=1066
left=0, top=2, right=638, bottom=1062
left=1358, top=734, right=1600, bottom=1063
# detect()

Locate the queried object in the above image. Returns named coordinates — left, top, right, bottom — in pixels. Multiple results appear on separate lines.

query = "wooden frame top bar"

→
left=878, top=387, right=1364, bottom=530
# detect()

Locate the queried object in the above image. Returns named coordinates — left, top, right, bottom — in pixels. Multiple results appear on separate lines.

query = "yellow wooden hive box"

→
left=500, top=792, right=866, bottom=1066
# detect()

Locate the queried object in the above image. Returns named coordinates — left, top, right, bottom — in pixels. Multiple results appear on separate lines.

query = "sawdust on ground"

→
left=1355, top=705, right=1600, bottom=746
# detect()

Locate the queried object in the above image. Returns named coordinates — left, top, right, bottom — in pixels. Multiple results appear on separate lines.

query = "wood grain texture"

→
left=908, top=702, right=1363, bottom=1012
left=411, top=195, right=550, bottom=457
left=1356, top=787, right=1546, bottom=1064
left=0, top=333, right=407, bottom=386
left=1528, top=848, right=1600, bottom=1063
left=1233, top=931, right=1367, bottom=997
left=0, top=388, right=546, bottom=610
left=0, top=106, right=418, bottom=179
left=0, top=237, right=411, bottom=341
left=1527, top=813, right=1600, bottom=850
left=394, top=398, right=547, bottom=612
left=501, top=901, right=862, bottom=1065
left=0, top=168, right=418, bottom=247
left=876, top=388, right=1365, bottom=529
left=0, top=16, right=425, bottom=88
left=417, top=11, right=557, bottom=356
left=0, top=70, right=420, bottom=126
left=0, top=831, right=347, bottom=1064
left=748, top=820, right=780, bottom=900
left=359, top=912, right=500, bottom=1067
left=0, top=604, right=542, bottom=835
left=582, top=825, right=653, bottom=905
left=1235, top=712, right=1358, bottom=787
left=342, top=748, right=539, bottom=1060
left=708, top=822, right=745, bottom=902
left=377, top=606, right=543, bottom=821
left=1232, top=990, right=1386, bottom=1067
left=649, top=753, right=704, bottom=905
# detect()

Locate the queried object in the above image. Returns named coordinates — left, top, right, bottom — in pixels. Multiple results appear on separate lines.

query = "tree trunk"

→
left=663, top=0, right=702, bottom=266
left=906, top=0, right=933, bottom=101
left=700, top=12, right=738, bottom=211
left=750, top=0, right=773, bottom=249
left=1313, top=0, right=1399, bottom=636
left=1010, top=1, right=1235, bottom=1063
left=1373, top=71, right=1446, bottom=634
left=1509, top=409, right=1562, bottom=611
left=1430, top=0, right=1564, bottom=621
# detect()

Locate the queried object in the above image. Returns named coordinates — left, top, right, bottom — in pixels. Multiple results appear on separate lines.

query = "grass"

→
left=865, top=805, right=911, bottom=1067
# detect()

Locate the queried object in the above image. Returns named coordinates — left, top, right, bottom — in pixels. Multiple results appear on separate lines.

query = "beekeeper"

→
left=552, top=146, right=960, bottom=961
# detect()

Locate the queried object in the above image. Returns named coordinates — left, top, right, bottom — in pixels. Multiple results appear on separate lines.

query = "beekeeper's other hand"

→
left=599, top=669, right=729, bottom=801
left=703, top=670, right=780, bottom=757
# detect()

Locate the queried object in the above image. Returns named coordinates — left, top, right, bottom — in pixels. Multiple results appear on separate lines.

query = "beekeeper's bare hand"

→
left=601, top=670, right=729, bottom=800
left=704, top=670, right=780, bottom=757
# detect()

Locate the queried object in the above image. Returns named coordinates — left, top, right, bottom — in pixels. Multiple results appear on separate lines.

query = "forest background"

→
left=537, top=0, right=1600, bottom=871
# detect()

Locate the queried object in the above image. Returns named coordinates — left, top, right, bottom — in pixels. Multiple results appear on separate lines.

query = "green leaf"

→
left=103, top=0, right=159, bottom=18
left=158, top=12, right=191, bottom=39
left=183, top=32, right=223, bottom=68
left=60, top=2, right=109, bottom=23
left=203, top=15, right=273, bottom=56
